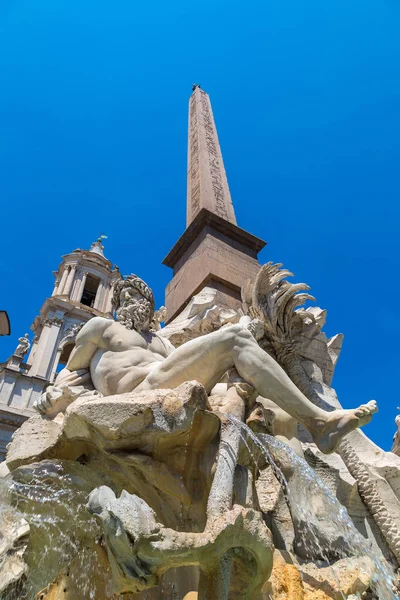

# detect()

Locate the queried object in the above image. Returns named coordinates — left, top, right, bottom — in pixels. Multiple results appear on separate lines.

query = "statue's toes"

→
left=364, top=400, right=378, bottom=414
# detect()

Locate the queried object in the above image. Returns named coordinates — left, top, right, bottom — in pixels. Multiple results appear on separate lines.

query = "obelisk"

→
left=186, top=84, right=236, bottom=226
left=163, top=85, right=266, bottom=322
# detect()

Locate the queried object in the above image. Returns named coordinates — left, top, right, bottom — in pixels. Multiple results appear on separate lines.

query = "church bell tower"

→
left=0, top=237, right=121, bottom=459
left=28, top=237, right=121, bottom=380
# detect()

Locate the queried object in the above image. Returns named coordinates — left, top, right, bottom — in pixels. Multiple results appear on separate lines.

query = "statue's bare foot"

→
left=313, top=400, right=378, bottom=454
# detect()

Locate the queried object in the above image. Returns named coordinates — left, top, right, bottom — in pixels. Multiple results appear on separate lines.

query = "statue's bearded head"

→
left=112, top=275, right=155, bottom=332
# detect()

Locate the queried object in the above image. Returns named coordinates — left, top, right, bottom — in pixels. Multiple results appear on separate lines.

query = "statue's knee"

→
left=236, top=325, right=254, bottom=342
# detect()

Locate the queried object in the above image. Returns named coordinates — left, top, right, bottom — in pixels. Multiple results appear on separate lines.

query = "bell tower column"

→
left=57, top=267, right=70, bottom=295
left=64, top=264, right=77, bottom=297
left=29, top=315, right=64, bottom=378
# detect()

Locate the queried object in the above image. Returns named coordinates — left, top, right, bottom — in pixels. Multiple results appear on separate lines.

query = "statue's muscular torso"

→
left=67, top=317, right=174, bottom=396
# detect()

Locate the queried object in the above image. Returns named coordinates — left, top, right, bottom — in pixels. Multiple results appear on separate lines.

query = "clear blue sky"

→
left=1, top=0, right=399, bottom=450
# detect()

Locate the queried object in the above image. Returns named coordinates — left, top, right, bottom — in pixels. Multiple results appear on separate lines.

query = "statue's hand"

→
left=33, top=384, right=75, bottom=416
left=247, top=318, right=265, bottom=342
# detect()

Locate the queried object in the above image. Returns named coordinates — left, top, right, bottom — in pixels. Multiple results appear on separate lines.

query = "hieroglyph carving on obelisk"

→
left=187, top=86, right=237, bottom=226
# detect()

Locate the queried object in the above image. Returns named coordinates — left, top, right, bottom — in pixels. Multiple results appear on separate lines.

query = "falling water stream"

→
left=226, top=414, right=398, bottom=600
left=0, top=419, right=398, bottom=599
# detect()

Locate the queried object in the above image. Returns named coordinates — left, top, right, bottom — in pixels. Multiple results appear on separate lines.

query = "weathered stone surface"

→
left=33, top=543, right=131, bottom=600
left=5, top=382, right=217, bottom=472
left=64, top=380, right=210, bottom=449
left=164, top=226, right=262, bottom=322
left=88, top=485, right=273, bottom=597
left=163, top=85, right=265, bottom=321
left=262, top=551, right=373, bottom=600
left=160, top=287, right=240, bottom=347
left=185, top=86, right=236, bottom=227
left=262, top=551, right=305, bottom=599
left=6, top=414, right=64, bottom=471
left=299, top=555, right=373, bottom=599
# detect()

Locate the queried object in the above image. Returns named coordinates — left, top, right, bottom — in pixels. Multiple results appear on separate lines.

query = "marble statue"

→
left=14, top=333, right=30, bottom=358
left=2, top=270, right=397, bottom=599
left=34, top=274, right=377, bottom=455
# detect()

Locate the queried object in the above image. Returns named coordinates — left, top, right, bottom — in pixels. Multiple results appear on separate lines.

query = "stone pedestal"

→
left=164, top=209, right=265, bottom=322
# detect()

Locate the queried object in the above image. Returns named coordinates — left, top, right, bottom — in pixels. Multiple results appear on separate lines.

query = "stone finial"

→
left=89, top=234, right=107, bottom=258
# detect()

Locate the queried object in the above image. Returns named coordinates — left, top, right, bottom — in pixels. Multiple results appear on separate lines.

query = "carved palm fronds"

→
left=251, top=262, right=315, bottom=340
left=243, top=263, right=317, bottom=376
left=243, top=262, right=343, bottom=390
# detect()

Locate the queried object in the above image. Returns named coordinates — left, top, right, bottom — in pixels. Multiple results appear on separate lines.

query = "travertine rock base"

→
left=262, top=551, right=373, bottom=600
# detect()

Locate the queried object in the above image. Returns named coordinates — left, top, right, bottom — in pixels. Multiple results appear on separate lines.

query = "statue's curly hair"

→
left=112, top=274, right=155, bottom=312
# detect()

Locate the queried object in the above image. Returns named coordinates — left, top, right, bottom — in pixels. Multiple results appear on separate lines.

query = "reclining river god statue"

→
left=34, top=273, right=377, bottom=455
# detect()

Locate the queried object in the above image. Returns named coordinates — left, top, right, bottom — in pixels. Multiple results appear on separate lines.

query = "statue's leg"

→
left=257, top=397, right=304, bottom=457
left=138, top=325, right=377, bottom=453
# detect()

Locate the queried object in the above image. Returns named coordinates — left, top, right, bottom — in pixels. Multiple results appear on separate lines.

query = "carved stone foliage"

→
left=160, top=287, right=240, bottom=347
left=3, top=263, right=400, bottom=599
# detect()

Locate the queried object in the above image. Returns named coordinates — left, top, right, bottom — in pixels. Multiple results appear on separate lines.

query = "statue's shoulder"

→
left=79, top=317, right=114, bottom=339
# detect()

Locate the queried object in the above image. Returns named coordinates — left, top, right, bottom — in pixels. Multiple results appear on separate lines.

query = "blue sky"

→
left=1, top=0, right=399, bottom=449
